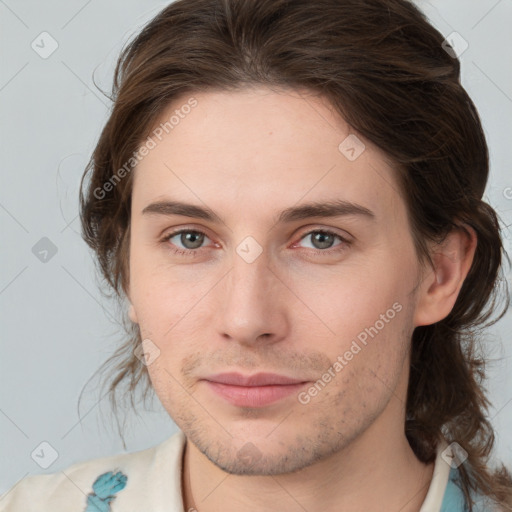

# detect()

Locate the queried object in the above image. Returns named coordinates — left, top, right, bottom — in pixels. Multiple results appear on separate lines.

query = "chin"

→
left=189, top=429, right=339, bottom=476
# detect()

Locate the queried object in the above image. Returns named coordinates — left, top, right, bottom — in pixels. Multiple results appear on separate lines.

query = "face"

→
left=128, top=86, right=423, bottom=475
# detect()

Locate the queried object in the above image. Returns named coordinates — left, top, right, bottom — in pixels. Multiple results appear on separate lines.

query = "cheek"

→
left=304, top=274, right=412, bottom=400
left=299, top=269, right=407, bottom=347
left=129, top=246, right=190, bottom=331
left=144, top=362, right=183, bottom=417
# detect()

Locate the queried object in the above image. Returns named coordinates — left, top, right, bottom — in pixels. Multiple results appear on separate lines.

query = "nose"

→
left=216, top=247, right=289, bottom=347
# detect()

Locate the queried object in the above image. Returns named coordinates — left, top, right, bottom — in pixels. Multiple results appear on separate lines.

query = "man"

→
left=2, top=0, right=511, bottom=511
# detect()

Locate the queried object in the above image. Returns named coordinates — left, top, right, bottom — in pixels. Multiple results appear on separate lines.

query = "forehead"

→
left=132, top=87, right=405, bottom=223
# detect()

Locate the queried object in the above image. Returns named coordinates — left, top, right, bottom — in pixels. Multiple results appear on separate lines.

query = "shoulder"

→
left=442, top=466, right=503, bottom=512
left=0, top=430, right=185, bottom=512
left=440, top=467, right=470, bottom=511
left=422, top=440, right=501, bottom=512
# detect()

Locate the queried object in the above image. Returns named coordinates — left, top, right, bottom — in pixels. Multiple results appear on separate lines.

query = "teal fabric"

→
left=84, top=471, right=128, bottom=512
left=440, top=467, right=491, bottom=512
left=440, top=468, right=467, bottom=511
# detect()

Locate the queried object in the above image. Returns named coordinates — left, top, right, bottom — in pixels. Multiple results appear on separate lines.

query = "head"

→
left=80, top=0, right=511, bottom=509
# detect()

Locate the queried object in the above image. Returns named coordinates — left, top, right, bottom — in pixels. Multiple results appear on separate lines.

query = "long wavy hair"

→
left=79, top=0, right=512, bottom=509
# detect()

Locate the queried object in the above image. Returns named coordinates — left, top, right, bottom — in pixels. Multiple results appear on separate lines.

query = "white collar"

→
left=419, top=439, right=451, bottom=512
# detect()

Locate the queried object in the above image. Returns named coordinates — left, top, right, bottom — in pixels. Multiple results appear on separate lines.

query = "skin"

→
left=127, top=86, right=477, bottom=511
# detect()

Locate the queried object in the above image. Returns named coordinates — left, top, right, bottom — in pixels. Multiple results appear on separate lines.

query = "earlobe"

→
left=413, top=225, right=477, bottom=327
left=128, top=302, right=139, bottom=324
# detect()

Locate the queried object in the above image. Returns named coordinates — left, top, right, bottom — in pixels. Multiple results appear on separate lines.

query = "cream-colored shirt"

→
left=0, top=431, right=476, bottom=511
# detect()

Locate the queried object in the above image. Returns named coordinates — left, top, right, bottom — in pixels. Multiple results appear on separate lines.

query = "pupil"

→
left=314, top=232, right=333, bottom=249
left=183, top=232, right=203, bottom=249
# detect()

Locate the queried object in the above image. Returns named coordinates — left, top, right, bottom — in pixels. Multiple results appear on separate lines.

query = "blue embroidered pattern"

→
left=84, top=471, right=128, bottom=512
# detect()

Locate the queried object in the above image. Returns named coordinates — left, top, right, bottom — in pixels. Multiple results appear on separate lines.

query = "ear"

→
left=128, top=302, right=139, bottom=324
left=125, top=272, right=138, bottom=324
left=413, top=225, right=477, bottom=327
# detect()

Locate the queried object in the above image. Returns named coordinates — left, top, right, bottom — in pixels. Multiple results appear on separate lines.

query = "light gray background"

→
left=1, top=0, right=511, bottom=495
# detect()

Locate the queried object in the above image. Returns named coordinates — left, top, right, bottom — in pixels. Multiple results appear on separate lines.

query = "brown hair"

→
left=79, top=0, right=512, bottom=509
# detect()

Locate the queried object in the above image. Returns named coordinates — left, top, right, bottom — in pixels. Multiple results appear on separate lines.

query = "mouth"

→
left=202, top=372, right=310, bottom=408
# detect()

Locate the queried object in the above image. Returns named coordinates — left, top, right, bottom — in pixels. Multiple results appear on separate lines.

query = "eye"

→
left=161, top=229, right=212, bottom=256
left=160, top=228, right=351, bottom=258
left=295, top=229, right=350, bottom=254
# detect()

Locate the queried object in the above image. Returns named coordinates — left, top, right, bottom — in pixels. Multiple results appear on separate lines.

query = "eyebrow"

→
left=141, top=199, right=376, bottom=224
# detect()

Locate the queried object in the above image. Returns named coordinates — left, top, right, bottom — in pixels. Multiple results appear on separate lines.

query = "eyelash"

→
left=160, top=228, right=351, bottom=258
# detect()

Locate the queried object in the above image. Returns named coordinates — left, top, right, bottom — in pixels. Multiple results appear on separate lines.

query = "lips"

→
left=205, top=372, right=306, bottom=386
left=202, top=372, right=309, bottom=407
